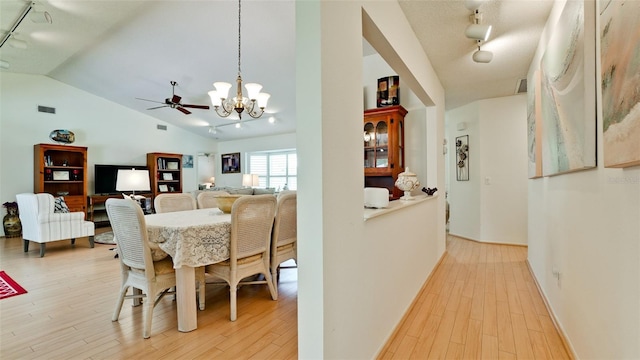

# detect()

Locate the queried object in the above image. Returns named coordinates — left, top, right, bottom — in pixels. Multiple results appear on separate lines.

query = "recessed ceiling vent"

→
left=157, top=124, right=167, bottom=131
left=38, top=105, right=55, bottom=114
left=515, top=78, right=527, bottom=94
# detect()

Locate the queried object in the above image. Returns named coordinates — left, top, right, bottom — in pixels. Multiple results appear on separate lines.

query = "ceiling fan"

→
left=136, top=81, right=210, bottom=115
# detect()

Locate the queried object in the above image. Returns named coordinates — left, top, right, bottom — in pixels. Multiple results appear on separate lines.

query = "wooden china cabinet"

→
left=364, top=105, right=407, bottom=199
left=34, top=143, right=88, bottom=213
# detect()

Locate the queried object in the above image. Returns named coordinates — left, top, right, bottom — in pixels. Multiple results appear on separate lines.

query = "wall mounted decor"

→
left=377, top=76, right=400, bottom=107
left=49, top=129, right=75, bottom=144
left=600, top=0, right=640, bottom=168
left=539, top=0, right=596, bottom=176
left=182, top=154, right=194, bottom=168
left=221, top=152, right=241, bottom=174
left=527, top=70, right=543, bottom=178
left=456, top=135, right=469, bottom=181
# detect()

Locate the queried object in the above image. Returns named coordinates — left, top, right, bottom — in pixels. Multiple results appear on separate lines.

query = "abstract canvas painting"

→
left=527, top=70, right=543, bottom=178
left=540, top=0, right=596, bottom=176
left=600, top=0, right=640, bottom=168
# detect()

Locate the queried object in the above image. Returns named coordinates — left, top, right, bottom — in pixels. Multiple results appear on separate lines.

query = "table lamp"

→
left=116, top=169, right=151, bottom=199
left=242, top=174, right=259, bottom=188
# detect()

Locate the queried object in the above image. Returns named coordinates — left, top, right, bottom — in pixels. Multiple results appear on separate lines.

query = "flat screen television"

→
left=94, top=164, right=148, bottom=195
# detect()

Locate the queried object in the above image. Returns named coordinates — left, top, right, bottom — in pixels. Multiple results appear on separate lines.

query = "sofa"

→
left=192, top=186, right=276, bottom=198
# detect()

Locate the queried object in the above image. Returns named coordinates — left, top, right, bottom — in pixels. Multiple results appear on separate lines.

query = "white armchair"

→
left=16, top=193, right=95, bottom=257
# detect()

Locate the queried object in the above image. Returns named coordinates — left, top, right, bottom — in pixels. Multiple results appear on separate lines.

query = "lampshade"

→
left=473, top=50, right=493, bottom=63
left=208, top=90, right=222, bottom=107
left=244, top=83, right=262, bottom=100
left=465, top=24, right=492, bottom=41
left=213, top=82, right=232, bottom=100
left=116, top=169, right=151, bottom=193
left=242, top=173, right=259, bottom=187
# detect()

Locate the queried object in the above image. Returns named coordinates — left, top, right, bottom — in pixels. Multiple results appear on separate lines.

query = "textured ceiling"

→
left=0, top=0, right=553, bottom=140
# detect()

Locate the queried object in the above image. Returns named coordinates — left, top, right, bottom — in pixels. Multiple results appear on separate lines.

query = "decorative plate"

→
left=49, top=129, right=75, bottom=144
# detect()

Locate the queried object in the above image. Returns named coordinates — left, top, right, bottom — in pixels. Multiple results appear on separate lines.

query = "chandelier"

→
left=208, top=0, right=270, bottom=119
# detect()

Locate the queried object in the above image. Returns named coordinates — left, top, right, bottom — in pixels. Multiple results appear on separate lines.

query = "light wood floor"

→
left=1, top=231, right=570, bottom=359
left=0, top=228, right=298, bottom=359
left=378, top=235, right=572, bottom=359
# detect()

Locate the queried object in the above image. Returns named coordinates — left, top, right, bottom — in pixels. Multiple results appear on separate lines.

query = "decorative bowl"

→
left=214, top=194, right=245, bottom=213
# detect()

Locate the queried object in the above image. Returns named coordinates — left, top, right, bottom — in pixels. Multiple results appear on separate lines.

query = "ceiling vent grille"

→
left=157, top=124, right=167, bottom=131
left=515, top=78, right=527, bottom=94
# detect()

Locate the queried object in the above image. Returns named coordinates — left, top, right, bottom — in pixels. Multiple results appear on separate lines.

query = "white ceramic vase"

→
left=394, top=167, right=420, bottom=200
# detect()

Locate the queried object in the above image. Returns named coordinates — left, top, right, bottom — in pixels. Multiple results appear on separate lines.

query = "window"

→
left=248, top=150, right=297, bottom=191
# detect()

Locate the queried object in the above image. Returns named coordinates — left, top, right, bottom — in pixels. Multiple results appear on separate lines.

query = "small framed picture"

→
left=162, top=173, right=173, bottom=181
left=221, top=152, right=241, bottom=174
left=159, top=184, right=169, bottom=192
left=167, top=161, right=179, bottom=170
left=53, top=171, right=70, bottom=181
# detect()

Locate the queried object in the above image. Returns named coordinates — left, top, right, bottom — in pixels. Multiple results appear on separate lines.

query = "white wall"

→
left=527, top=1, right=640, bottom=358
left=296, top=1, right=446, bottom=358
left=0, top=73, right=217, bottom=235
left=446, top=95, right=529, bottom=245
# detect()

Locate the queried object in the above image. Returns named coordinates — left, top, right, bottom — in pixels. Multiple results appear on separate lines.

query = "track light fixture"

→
left=472, top=40, right=493, bottom=63
left=465, top=9, right=492, bottom=41
left=0, top=2, right=52, bottom=49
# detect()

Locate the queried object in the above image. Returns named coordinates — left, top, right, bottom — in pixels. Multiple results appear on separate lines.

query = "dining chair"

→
left=152, top=193, right=206, bottom=310
left=154, top=193, right=197, bottom=213
left=270, top=191, right=297, bottom=300
left=205, top=194, right=278, bottom=321
left=106, top=198, right=177, bottom=339
left=196, top=191, right=230, bottom=209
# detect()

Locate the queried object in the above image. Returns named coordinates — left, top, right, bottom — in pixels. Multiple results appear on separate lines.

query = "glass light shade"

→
left=242, top=174, right=252, bottom=187
left=213, top=82, right=232, bottom=99
left=116, top=169, right=151, bottom=192
left=465, top=24, right=492, bottom=41
left=256, top=92, right=270, bottom=108
left=244, top=83, right=263, bottom=100
left=208, top=90, right=222, bottom=107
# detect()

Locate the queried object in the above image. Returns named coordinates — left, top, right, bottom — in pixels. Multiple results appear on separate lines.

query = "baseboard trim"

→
left=448, top=232, right=528, bottom=247
left=376, top=250, right=448, bottom=357
left=525, top=260, right=577, bottom=359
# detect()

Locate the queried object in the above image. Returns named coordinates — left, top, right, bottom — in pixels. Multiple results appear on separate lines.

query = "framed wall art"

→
left=221, top=152, right=241, bottom=174
left=456, top=135, right=469, bottom=181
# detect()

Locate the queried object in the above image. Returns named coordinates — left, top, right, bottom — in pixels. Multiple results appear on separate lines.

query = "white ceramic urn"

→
left=395, top=167, right=420, bottom=200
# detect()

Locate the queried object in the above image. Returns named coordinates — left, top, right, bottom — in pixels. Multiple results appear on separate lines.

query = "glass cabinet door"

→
left=364, top=122, right=375, bottom=168
left=375, top=121, right=388, bottom=167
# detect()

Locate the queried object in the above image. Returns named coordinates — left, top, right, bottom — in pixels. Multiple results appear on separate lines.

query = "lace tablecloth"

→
left=146, top=208, right=232, bottom=268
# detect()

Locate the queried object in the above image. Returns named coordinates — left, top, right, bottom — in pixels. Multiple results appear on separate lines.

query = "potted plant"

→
left=3, top=201, right=22, bottom=238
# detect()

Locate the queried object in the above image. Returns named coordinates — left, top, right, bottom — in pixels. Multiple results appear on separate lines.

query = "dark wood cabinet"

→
left=147, top=152, right=183, bottom=200
left=34, top=143, right=88, bottom=213
left=364, top=105, right=407, bottom=199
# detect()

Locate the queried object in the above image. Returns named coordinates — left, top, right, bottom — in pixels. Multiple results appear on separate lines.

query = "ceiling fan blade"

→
left=171, top=95, right=182, bottom=104
left=136, top=97, right=165, bottom=104
left=147, top=105, right=169, bottom=110
left=181, top=104, right=210, bottom=109
left=177, top=106, right=192, bottom=115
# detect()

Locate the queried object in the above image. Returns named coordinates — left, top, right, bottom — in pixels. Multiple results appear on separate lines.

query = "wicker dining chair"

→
left=270, top=191, right=297, bottom=300
left=196, top=191, right=230, bottom=209
left=152, top=193, right=206, bottom=310
left=153, top=193, right=197, bottom=213
left=205, top=194, right=278, bottom=321
left=106, top=198, right=179, bottom=339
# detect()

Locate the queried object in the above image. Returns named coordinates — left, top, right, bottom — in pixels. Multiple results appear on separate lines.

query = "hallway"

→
left=378, top=235, right=571, bottom=359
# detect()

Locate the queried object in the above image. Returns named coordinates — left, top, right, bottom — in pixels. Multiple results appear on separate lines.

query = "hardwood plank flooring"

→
left=2, top=231, right=570, bottom=359
left=0, top=228, right=298, bottom=359
left=378, top=235, right=572, bottom=359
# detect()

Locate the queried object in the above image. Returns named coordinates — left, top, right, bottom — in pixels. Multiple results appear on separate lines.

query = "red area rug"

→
left=0, top=271, right=27, bottom=300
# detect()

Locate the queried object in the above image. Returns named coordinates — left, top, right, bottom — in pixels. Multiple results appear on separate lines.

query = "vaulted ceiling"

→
left=0, top=0, right=553, bottom=141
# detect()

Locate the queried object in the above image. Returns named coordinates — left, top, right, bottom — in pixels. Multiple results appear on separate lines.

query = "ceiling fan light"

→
left=256, top=93, right=270, bottom=108
left=244, top=83, right=262, bottom=100
left=213, top=82, right=232, bottom=99
left=473, top=50, right=493, bottom=63
left=465, top=24, right=492, bottom=41
left=208, top=90, right=222, bottom=107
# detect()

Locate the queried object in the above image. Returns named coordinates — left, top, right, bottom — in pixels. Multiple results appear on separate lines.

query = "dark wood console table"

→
left=88, top=193, right=153, bottom=226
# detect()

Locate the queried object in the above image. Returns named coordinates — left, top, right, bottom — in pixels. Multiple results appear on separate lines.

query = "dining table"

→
left=145, top=207, right=231, bottom=332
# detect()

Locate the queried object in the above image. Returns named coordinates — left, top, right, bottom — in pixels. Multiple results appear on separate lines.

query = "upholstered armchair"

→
left=16, top=193, right=95, bottom=257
